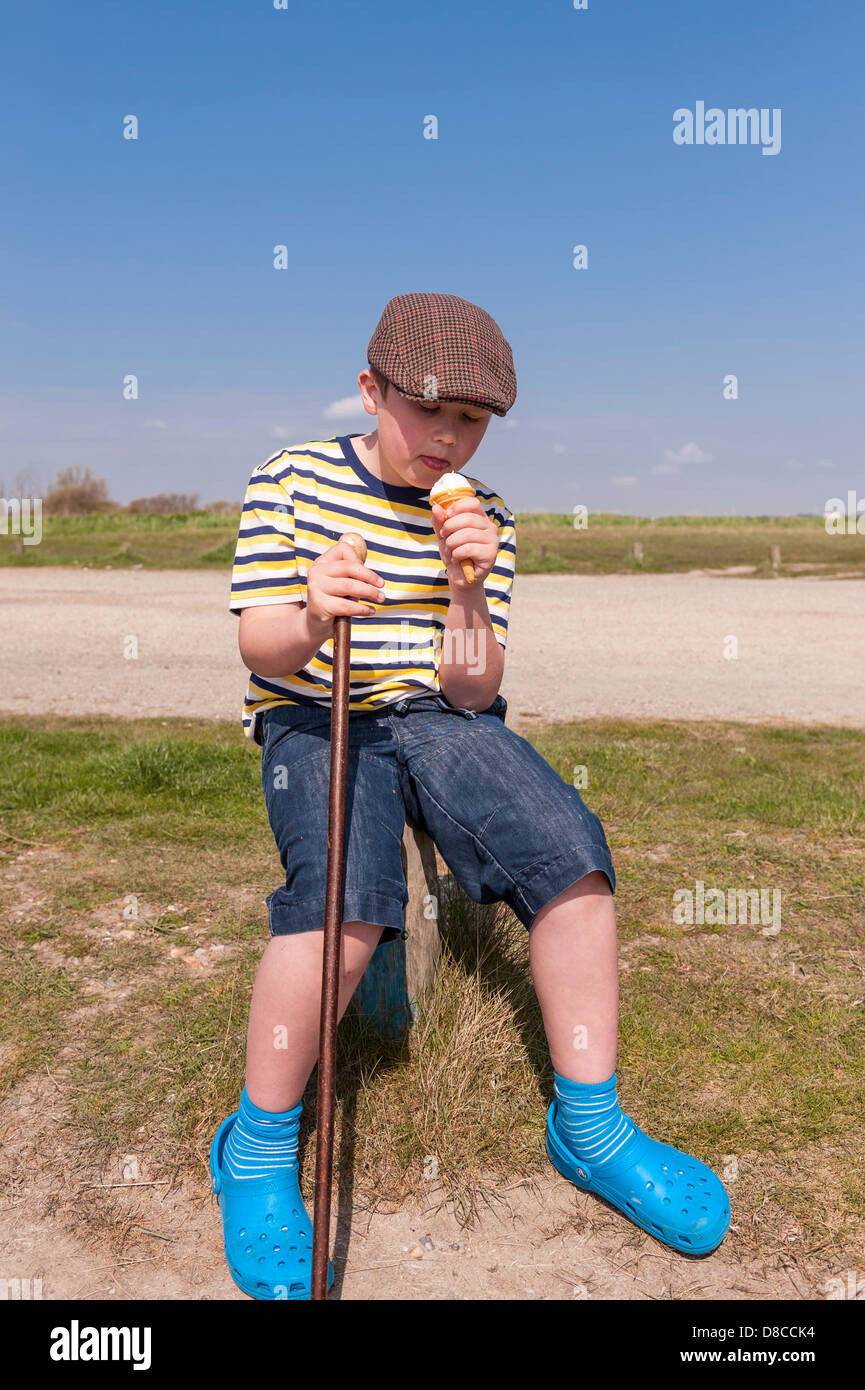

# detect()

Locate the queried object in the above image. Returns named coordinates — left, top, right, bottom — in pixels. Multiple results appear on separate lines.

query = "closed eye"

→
left=418, top=403, right=484, bottom=422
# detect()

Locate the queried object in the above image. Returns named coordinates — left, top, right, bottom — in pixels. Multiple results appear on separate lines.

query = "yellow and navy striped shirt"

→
left=229, top=435, right=516, bottom=743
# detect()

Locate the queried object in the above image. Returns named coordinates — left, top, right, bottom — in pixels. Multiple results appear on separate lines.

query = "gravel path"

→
left=2, top=567, right=862, bottom=728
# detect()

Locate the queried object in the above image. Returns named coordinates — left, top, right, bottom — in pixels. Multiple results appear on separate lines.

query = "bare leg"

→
left=245, top=921, right=384, bottom=1112
left=528, top=871, right=618, bottom=1084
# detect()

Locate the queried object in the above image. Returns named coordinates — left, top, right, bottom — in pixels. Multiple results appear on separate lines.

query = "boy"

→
left=210, top=292, right=730, bottom=1300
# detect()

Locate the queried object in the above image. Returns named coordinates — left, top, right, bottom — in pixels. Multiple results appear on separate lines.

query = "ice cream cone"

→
left=430, top=479, right=477, bottom=584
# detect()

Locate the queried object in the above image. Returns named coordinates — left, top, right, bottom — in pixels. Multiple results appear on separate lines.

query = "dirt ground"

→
left=1, top=567, right=864, bottom=729
left=1, top=569, right=861, bottom=1300
left=0, top=1067, right=834, bottom=1303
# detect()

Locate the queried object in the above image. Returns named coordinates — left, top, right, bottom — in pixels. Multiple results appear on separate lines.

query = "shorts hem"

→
left=267, top=889, right=407, bottom=944
left=515, top=844, right=617, bottom=930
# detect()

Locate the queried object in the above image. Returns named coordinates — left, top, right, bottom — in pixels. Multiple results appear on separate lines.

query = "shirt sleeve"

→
left=484, top=494, right=516, bottom=650
left=228, top=456, right=304, bottom=615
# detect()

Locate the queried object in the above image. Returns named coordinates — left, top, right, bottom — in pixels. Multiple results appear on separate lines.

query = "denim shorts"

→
left=259, top=691, right=616, bottom=944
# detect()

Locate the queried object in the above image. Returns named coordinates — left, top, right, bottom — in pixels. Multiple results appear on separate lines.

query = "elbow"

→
left=239, top=638, right=271, bottom=676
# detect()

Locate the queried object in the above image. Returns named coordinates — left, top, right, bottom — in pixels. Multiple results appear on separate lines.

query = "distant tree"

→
left=127, top=492, right=200, bottom=514
left=205, top=499, right=241, bottom=514
left=44, top=466, right=116, bottom=515
left=0, top=466, right=44, bottom=499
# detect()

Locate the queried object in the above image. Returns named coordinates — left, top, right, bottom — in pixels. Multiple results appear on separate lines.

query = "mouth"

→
left=419, top=456, right=452, bottom=471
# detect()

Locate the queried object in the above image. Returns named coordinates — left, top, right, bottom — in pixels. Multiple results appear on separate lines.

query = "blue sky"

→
left=1, top=0, right=861, bottom=515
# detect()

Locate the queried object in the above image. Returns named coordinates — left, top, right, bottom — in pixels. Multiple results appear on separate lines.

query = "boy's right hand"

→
left=305, top=539, right=385, bottom=630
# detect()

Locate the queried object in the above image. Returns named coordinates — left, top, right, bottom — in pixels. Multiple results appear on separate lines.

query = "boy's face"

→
left=357, top=368, right=492, bottom=489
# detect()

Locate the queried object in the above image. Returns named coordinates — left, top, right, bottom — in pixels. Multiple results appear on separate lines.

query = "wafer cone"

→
left=434, top=487, right=476, bottom=583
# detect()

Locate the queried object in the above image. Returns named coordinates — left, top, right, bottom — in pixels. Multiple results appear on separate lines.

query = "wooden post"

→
left=770, top=544, right=781, bottom=571
left=632, top=541, right=644, bottom=562
left=348, top=814, right=441, bottom=1037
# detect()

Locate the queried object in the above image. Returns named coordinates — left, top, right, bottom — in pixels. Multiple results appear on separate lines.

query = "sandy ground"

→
left=1, top=566, right=863, bottom=728
left=1, top=568, right=860, bottom=1301
left=0, top=1069, right=832, bottom=1304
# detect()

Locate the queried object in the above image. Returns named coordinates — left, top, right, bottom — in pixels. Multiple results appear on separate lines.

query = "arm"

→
left=237, top=540, right=384, bottom=677
left=438, top=589, right=504, bottom=711
left=238, top=602, right=333, bottom=677
left=431, top=495, right=508, bottom=711
left=433, top=494, right=514, bottom=711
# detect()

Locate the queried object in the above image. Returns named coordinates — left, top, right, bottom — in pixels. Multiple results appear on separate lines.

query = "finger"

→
left=439, top=498, right=483, bottom=520
left=440, top=513, right=487, bottom=536
left=327, top=538, right=377, bottom=574
left=442, top=529, right=488, bottom=550
left=320, top=575, right=383, bottom=601
left=329, top=598, right=378, bottom=618
left=322, top=556, right=385, bottom=588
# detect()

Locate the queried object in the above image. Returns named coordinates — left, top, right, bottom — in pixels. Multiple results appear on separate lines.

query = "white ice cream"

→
left=429, top=471, right=474, bottom=501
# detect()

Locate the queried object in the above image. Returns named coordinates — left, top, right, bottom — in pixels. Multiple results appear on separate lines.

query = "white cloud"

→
left=270, top=425, right=292, bottom=439
left=660, top=440, right=712, bottom=472
left=816, top=458, right=834, bottom=470
left=141, top=418, right=168, bottom=430
left=552, top=443, right=566, bottom=454
left=612, top=475, right=637, bottom=487
left=323, top=394, right=367, bottom=420
left=503, top=418, right=518, bottom=429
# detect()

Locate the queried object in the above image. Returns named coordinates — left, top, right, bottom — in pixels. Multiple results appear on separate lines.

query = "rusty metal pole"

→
left=311, top=532, right=367, bottom=1301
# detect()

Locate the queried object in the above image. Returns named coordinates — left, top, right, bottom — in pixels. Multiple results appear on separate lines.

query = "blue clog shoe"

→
left=545, top=1100, right=731, bottom=1255
left=210, top=1111, right=334, bottom=1299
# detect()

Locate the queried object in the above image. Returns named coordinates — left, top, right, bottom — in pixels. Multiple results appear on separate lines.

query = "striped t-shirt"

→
left=228, top=434, right=516, bottom=744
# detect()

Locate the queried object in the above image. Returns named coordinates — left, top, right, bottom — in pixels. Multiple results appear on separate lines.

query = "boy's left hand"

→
left=431, top=498, right=498, bottom=591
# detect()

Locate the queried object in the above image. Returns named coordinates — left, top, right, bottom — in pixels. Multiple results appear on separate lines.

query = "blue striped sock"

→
left=553, top=1070, right=636, bottom=1168
left=222, top=1087, right=301, bottom=1181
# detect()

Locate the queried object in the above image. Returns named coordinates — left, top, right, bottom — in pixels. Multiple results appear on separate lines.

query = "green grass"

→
left=3, top=509, right=864, bottom=576
left=1, top=712, right=863, bottom=1263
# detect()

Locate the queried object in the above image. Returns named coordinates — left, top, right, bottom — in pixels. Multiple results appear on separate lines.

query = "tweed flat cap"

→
left=367, top=292, right=517, bottom=416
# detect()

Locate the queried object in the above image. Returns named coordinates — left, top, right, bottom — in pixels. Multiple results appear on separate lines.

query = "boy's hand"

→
left=431, top=498, right=498, bottom=590
left=306, top=538, right=385, bottom=629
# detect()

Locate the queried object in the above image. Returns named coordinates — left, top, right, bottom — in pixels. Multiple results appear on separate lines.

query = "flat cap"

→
left=367, top=292, right=517, bottom=417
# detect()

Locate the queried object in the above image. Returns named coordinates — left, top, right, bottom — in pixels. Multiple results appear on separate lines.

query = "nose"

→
left=433, top=422, right=456, bottom=447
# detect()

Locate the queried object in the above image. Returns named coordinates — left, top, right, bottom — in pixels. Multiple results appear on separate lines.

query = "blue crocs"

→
left=545, top=1100, right=731, bottom=1255
left=210, top=1112, right=334, bottom=1299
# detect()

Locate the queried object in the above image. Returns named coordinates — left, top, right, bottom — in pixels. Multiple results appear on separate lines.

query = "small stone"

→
left=407, top=1245, right=424, bottom=1259
left=419, top=1234, right=434, bottom=1251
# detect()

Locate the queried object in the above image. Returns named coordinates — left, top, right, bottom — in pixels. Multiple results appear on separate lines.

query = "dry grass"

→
left=1, top=712, right=863, bottom=1269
